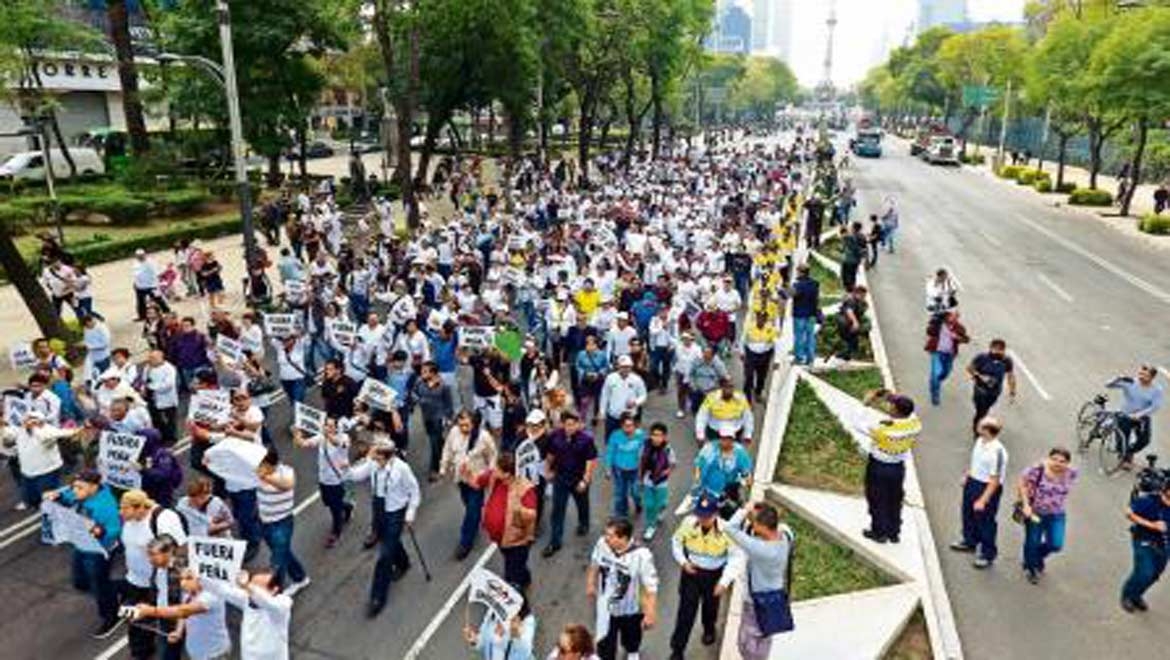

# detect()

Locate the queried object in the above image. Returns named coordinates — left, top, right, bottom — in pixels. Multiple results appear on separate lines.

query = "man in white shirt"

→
left=1, top=411, right=77, bottom=508
left=81, top=315, right=113, bottom=381
left=26, top=373, right=62, bottom=427
left=128, top=567, right=231, bottom=660
left=206, top=569, right=292, bottom=660
left=132, top=249, right=169, bottom=320
left=352, top=441, right=421, bottom=617
left=143, top=350, right=179, bottom=443
left=606, top=313, right=638, bottom=363
left=951, top=417, right=1008, bottom=569
left=587, top=517, right=659, bottom=660
left=119, top=489, right=188, bottom=659
left=599, top=356, right=648, bottom=442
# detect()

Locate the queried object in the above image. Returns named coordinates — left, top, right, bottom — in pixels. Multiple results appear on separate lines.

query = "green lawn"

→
left=809, top=258, right=844, bottom=300
left=786, top=513, right=896, bottom=601
left=775, top=379, right=867, bottom=495
left=818, top=236, right=845, bottom=264
left=817, top=367, right=885, bottom=401
left=13, top=209, right=240, bottom=261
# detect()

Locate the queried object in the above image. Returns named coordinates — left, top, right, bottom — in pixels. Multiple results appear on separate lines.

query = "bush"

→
left=997, top=164, right=1023, bottom=179
left=86, top=196, right=151, bottom=224
left=960, top=152, right=986, bottom=165
left=1055, top=182, right=1077, bottom=194
left=70, top=216, right=242, bottom=265
left=151, top=189, right=211, bottom=216
left=1034, top=179, right=1053, bottom=193
left=1017, top=170, right=1038, bottom=185
left=1139, top=213, right=1170, bottom=235
left=1068, top=188, right=1113, bottom=206
left=207, top=180, right=260, bottom=202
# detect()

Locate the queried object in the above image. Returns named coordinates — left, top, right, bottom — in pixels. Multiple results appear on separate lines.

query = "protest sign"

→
left=3, top=395, right=30, bottom=427
left=98, top=431, right=146, bottom=490
left=515, top=438, right=543, bottom=484
left=284, top=279, right=307, bottom=298
left=9, top=342, right=37, bottom=370
left=215, top=335, right=244, bottom=365
left=328, top=319, right=357, bottom=348
left=469, top=568, right=523, bottom=623
left=264, top=313, right=298, bottom=338
left=294, top=402, right=326, bottom=436
left=204, top=438, right=266, bottom=490
left=188, top=390, right=232, bottom=427
left=357, top=378, right=399, bottom=412
left=41, top=501, right=107, bottom=557
left=459, top=326, right=496, bottom=351
left=239, top=332, right=264, bottom=356
left=188, top=536, right=247, bottom=585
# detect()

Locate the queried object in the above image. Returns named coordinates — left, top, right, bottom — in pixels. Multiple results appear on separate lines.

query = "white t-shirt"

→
left=122, top=509, right=189, bottom=587
left=184, top=590, right=231, bottom=660
left=591, top=538, right=658, bottom=637
left=968, top=438, right=1008, bottom=483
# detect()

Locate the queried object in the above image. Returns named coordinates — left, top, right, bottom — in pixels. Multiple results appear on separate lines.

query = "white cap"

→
left=617, top=355, right=634, bottom=367
left=135, top=249, right=146, bottom=257
left=526, top=409, right=547, bottom=425
left=616, top=311, right=629, bottom=320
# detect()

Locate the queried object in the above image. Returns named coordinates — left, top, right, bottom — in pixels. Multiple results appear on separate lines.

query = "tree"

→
left=1026, top=13, right=1090, bottom=187
left=1087, top=7, right=1170, bottom=215
left=937, top=26, right=1027, bottom=150
left=106, top=0, right=150, bottom=155
left=727, top=57, right=797, bottom=119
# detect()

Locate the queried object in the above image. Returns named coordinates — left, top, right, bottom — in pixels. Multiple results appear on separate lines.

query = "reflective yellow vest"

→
left=869, top=415, right=922, bottom=460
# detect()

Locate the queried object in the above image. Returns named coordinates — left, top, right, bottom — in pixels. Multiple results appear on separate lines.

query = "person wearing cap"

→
left=695, top=378, right=755, bottom=445
left=93, top=367, right=146, bottom=415
left=669, top=491, right=734, bottom=657
left=351, top=439, right=421, bottom=617
left=599, top=355, right=648, bottom=442
left=2, top=410, right=79, bottom=509
left=476, top=451, right=539, bottom=590
left=859, top=391, right=922, bottom=543
left=606, top=312, right=639, bottom=364
left=45, top=469, right=122, bottom=638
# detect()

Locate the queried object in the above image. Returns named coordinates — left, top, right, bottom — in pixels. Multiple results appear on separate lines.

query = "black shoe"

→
left=1025, top=568, right=1040, bottom=584
left=575, top=525, right=589, bottom=537
left=542, top=544, right=561, bottom=558
left=91, top=618, right=120, bottom=640
left=949, top=541, right=976, bottom=553
left=366, top=599, right=386, bottom=618
left=862, top=529, right=888, bottom=543
left=362, top=532, right=379, bottom=550
left=670, top=652, right=685, bottom=660
left=1121, top=598, right=1138, bottom=613
left=391, top=562, right=411, bottom=582
left=1134, top=597, right=1150, bottom=611
left=888, top=534, right=900, bottom=544
left=702, top=630, right=717, bottom=646
left=453, top=545, right=471, bottom=561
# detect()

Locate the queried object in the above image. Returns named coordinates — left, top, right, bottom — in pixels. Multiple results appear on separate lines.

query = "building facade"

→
left=751, top=0, right=793, bottom=61
left=918, top=0, right=968, bottom=32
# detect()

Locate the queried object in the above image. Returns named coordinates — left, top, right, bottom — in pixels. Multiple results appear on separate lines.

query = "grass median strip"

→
left=810, top=258, right=844, bottom=300
left=816, top=367, right=884, bottom=401
left=775, top=379, right=866, bottom=495
left=786, top=513, right=895, bottom=601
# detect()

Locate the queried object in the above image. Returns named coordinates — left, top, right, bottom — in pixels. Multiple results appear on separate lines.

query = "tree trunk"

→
left=106, top=0, right=149, bottom=155
left=398, top=23, right=420, bottom=229
left=650, top=69, right=663, bottom=160
left=1055, top=133, right=1069, bottom=189
left=577, top=88, right=596, bottom=188
left=414, top=111, right=447, bottom=191
left=623, top=74, right=638, bottom=169
left=447, top=119, right=464, bottom=153
left=487, top=104, right=496, bottom=150
left=1087, top=119, right=1102, bottom=190
left=0, top=226, right=67, bottom=339
left=1121, top=119, right=1148, bottom=217
left=266, top=154, right=281, bottom=188
left=297, top=124, right=308, bottom=178
left=47, top=115, right=77, bottom=179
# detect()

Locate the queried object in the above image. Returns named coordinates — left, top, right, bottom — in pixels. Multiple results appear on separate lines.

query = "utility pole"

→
left=215, top=0, right=257, bottom=268
left=995, top=78, right=1013, bottom=169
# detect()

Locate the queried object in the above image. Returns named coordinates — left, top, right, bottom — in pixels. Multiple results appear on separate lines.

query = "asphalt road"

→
left=854, top=140, right=1170, bottom=660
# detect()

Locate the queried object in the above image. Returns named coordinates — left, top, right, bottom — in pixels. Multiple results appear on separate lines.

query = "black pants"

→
left=149, top=404, right=178, bottom=445
left=501, top=543, right=532, bottom=590
left=841, top=261, right=860, bottom=292
left=424, top=416, right=445, bottom=475
left=598, top=613, right=644, bottom=660
left=743, top=350, right=773, bottom=402
left=670, top=567, right=723, bottom=652
left=972, top=390, right=1000, bottom=434
left=369, top=507, right=409, bottom=605
left=1119, top=415, right=1153, bottom=461
left=125, top=583, right=182, bottom=660
left=134, top=287, right=170, bottom=320
left=319, top=483, right=352, bottom=536
left=369, top=495, right=386, bottom=542
left=865, top=457, right=905, bottom=539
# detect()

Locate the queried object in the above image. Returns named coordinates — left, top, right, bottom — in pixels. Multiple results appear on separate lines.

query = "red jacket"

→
left=924, top=317, right=970, bottom=353
left=696, top=310, right=732, bottom=344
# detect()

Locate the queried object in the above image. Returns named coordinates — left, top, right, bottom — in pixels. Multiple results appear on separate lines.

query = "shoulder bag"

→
left=749, top=528, right=795, bottom=635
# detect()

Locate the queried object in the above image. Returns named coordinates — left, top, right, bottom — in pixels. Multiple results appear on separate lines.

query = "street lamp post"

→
left=215, top=0, right=258, bottom=268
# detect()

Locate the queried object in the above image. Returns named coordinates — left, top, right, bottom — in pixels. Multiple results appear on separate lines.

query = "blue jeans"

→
left=21, top=469, right=60, bottom=508
left=611, top=468, right=641, bottom=518
left=882, top=226, right=897, bottom=253
left=370, top=507, right=409, bottom=603
left=228, top=489, right=261, bottom=547
left=72, top=549, right=118, bottom=622
left=649, top=347, right=673, bottom=391
left=549, top=478, right=590, bottom=548
left=349, top=293, right=369, bottom=321
left=793, top=316, right=817, bottom=365
left=960, top=478, right=1001, bottom=561
left=1122, top=539, right=1168, bottom=603
left=281, top=378, right=307, bottom=404
left=928, top=351, right=956, bottom=405
left=1023, top=513, right=1066, bottom=572
left=260, top=516, right=307, bottom=585
left=458, top=483, right=484, bottom=551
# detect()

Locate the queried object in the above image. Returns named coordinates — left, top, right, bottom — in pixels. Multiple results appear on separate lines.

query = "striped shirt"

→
left=257, top=465, right=296, bottom=523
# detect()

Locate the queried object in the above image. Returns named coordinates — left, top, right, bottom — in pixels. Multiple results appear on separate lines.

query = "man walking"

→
left=256, top=448, right=311, bottom=596
left=598, top=355, right=648, bottom=442
left=725, top=500, right=793, bottom=660
left=1121, top=481, right=1170, bottom=613
left=925, top=309, right=969, bottom=406
left=739, top=311, right=778, bottom=404
left=542, top=411, right=598, bottom=557
left=352, top=441, right=420, bottom=617
left=950, top=418, right=1008, bottom=569
left=840, top=222, right=864, bottom=292
left=478, top=452, right=538, bottom=590
left=669, top=493, right=731, bottom=658
left=587, top=517, right=658, bottom=660
left=966, top=339, right=1016, bottom=434
left=790, top=264, right=820, bottom=366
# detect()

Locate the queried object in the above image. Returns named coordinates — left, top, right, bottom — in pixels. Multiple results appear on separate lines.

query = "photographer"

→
left=1121, top=480, right=1170, bottom=613
left=924, top=268, right=960, bottom=314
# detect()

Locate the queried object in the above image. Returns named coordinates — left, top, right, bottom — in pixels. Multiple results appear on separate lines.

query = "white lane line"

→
left=1008, top=350, right=1052, bottom=402
left=403, top=544, right=498, bottom=660
left=95, top=490, right=324, bottom=660
left=1037, top=274, right=1074, bottom=303
left=977, top=228, right=1003, bottom=248
left=1012, top=212, right=1170, bottom=304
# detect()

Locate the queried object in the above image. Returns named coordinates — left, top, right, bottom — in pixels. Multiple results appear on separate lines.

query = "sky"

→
left=775, top=0, right=1024, bottom=88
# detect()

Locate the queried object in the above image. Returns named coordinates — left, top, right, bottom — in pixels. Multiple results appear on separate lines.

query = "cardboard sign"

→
left=264, top=313, right=298, bottom=338
left=239, top=331, right=264, bottom=356
left=284, top=279, right=307, bottom=298
left=459, top=326, right=496, bottom=350
left=41, top=501, right=107, bottom=557
left=515, top=438, right=543, bottom=484
left=3, top=395, right=30, bottom=427
left=469, top=568, right=523, bottom=623
left=98, top=431, right=146, bottom=490
left=294, top=402, right=326, bottom=436
left=188, top=536, right=247, bottom=585
left=189, top=390, right=231, bottom=427
left=328, top=319, right=357, bottom=348
left=204, top=438, right=266, bottom=490
left=9, top=343, right=37, bottom=370
left=357, top=378, right=399, bottom=412
left=216, top=335, right=244, bottom=365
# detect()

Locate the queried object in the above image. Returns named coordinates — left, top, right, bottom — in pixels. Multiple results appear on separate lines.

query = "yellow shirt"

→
left=574, top=289, right=601, bottom=317
left=672, top=516, right=732, bottom=570
left=869, top=415, right=923, bottom=462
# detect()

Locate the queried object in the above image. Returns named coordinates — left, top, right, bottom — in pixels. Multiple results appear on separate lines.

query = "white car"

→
left=0, top=147, right=105, bottom=181
left=924, top=137, right=959, bottom=166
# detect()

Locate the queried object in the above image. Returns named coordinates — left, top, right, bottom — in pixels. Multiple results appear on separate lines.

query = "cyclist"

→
left=1109, top=365, right=1165, bottom=470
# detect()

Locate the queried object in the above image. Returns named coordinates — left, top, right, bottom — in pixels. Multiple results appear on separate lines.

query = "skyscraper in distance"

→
left=918, top=0, right=967, bottom=31
left=750, top=0, right=793, bottom=62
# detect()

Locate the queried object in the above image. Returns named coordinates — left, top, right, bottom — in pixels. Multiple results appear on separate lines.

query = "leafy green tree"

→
left=1026, top=14, right=1090, bottom=187
left=728, top=56, right=797, bottom=119
left=937, top=26, right=1027, bottom=149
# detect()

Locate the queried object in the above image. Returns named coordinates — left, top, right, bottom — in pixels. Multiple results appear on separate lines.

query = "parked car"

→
left=0, top=147, right=105, bottom=181
left=287, top=141, right=335, bottom=160
left=923, top=136, right=959, bottom=166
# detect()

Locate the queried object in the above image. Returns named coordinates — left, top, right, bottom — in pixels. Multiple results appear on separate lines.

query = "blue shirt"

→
left=605, top=428, right=646, bottom=472
left=428, top=332, right=459, bottom=373
left=791, top=277, right=820, bottom=319
left=694, top=443, right=752, bottom=495
left=59, top=485, right=122, bottom=550
left=1130, top=494, right=1170, bottom=545
left=1110, top=378, right=1165, bottom=417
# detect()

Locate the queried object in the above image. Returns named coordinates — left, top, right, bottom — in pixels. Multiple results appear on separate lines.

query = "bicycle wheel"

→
left=1098, top=422, right=1126, bottom=475
left=1076, top=401, right=1101, bottom=452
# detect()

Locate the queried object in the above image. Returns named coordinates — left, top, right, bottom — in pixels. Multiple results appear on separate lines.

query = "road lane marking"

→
left=94, top=490, right=323, bottom=660
left=1008, top=350, right=1052, bottom=401
left=1012, top=212, right=1170, bottom=304
left=976, top=228, right=1002, bottom=248
left=403, top=544, right=498, bottom=660
left=1038, top=274, right=1074, bottom=303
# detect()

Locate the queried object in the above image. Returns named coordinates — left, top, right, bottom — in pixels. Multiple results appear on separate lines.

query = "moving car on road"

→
left=923, top=136, right=960, bottom=166
left=851, top=129, right=883, bottom=158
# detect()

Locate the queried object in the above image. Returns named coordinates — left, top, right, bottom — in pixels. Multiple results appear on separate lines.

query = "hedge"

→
left=1017, top=170, right=1038, bottom=185
left=1055, top=182, right=1077, bottom=194
left=996, top=164, right=1023, bottom=179
left=0, top=188, right=210, bottom=226
left=1068, top=188, right=1113, bottom=206
left=1034, top=179, right=1053, bottom=193
left=69, top=216, right=242, bottom=265
left=960, top=153, right=985, bottom=165
left=1139, top=213, right=1170, bottom=236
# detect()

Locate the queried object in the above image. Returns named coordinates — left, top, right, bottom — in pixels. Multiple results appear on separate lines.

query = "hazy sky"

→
left=778, top=0, right=1024, bottom=87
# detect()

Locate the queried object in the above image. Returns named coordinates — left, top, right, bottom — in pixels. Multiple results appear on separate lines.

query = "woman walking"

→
left=1017, top=447, right=1077, bottom=584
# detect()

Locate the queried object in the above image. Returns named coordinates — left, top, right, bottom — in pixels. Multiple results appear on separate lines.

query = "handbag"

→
left=1011, top=464, right=1044, bottom=525
left=749, top=528, right=795, bottom=636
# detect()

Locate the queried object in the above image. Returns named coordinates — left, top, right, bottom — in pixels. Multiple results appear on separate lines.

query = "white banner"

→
left=9, top=342, right=37, bottom=370
left=357, top=378, right=399, bottom=411
left=294, top=402, right=326, bottom=436
left=459, top=326, right=496, bottom=350
left=263, top=313, right=298, bottom=338
left=3, top=395, right=30, bottom=427
left=515, top=438, right=542, bottom=484
left=328, top=319, right=357, bottom=348
left=468, top=567, right=523, bottom=623
left=215, top=335, right=244, bottom=365
left=239, top=332, right=264, bottom=356
left=188, top=390, right=232, bottom=427
left=284, top=279, right=307, bottom=298
left=188, top=535, right=247, bottom=585
left=204, top=438, right=266, bottom=491
left=41, top=500, right=107, bottom=557
left=98, top=431, right=146, bottom=490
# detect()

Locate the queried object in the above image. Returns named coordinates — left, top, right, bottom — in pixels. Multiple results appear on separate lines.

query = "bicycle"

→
left=1075, top=392, right=1129, bottom=475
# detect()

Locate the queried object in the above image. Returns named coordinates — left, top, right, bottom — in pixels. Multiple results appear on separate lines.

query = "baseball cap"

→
left=617, top=355, right=634, bottom=367
left=526, top=410, right=547, bottom=425
left=694, top=492, right=719, bottom=517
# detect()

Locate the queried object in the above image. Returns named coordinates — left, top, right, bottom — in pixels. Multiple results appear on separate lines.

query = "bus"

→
left=851, top=128, right=882, bottom=158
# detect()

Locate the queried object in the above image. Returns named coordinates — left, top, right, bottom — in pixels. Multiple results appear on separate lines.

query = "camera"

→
left=1131, top=454, right=1170, bottom=503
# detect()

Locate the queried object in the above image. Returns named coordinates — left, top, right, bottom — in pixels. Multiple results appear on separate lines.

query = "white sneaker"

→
left=643, top=526, right=656, bottom=541
left=675, top=410, right=685, bottom=419
left=285, top=576, right=312, bottom=597
left=13, top=502, right=28, bottom=511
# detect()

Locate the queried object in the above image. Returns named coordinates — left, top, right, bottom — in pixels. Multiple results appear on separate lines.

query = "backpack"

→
left=150, top=505, right=190, bottom=538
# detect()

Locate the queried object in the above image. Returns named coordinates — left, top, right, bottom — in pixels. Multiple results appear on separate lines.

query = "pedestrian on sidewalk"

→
left=132, top=249, right=170, bottom=320
left=789, top=264, right=820, bottom=366
left=478, top=451, right=538, bottom=590
left=638, top=422, right=675, bottom=541
left=668, top=493, right=731, bottom=658
left=542, top=411, right=598, bottom=557
left=866, top=214, right=883, bottom=268
left=1120, top=480, right=1170, bottom=613
left=587, top=517, right=658, bottom=660
left=256, top=447, right=311, bottom=596
left=951, top=418, right=1009, bottom=569
left=839, top=222, right=864, bottom=292
left=440, top=410, right=498, bottom=560
left=924, top=309, right=970, bottom=406
left=725, top=500, right=794, bottom=660
left=198, top=251, right=226, bottom=309
left=1017, top=446, right=1077, bottom=584
left=966, top=339, right=1016, bottom=434
left=1154, top=183, right=1168, bottom=215
left=879, top=197, right=899, bottom=253
left=604, top=413, right=646, bottom=518
left=833, top=285, right=868, bottom=363
left=861, top=391, right=921, bottom=543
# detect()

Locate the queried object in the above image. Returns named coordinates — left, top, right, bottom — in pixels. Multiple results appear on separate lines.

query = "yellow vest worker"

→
left=695, top=387, right=754, bottom=442
left=863, top=394, right=921, bottom=543
left=574, top=288, right=601, bottom=317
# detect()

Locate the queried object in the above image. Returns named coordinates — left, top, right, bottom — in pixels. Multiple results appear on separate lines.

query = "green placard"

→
left=962, top=85, right=1000, bottom=109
